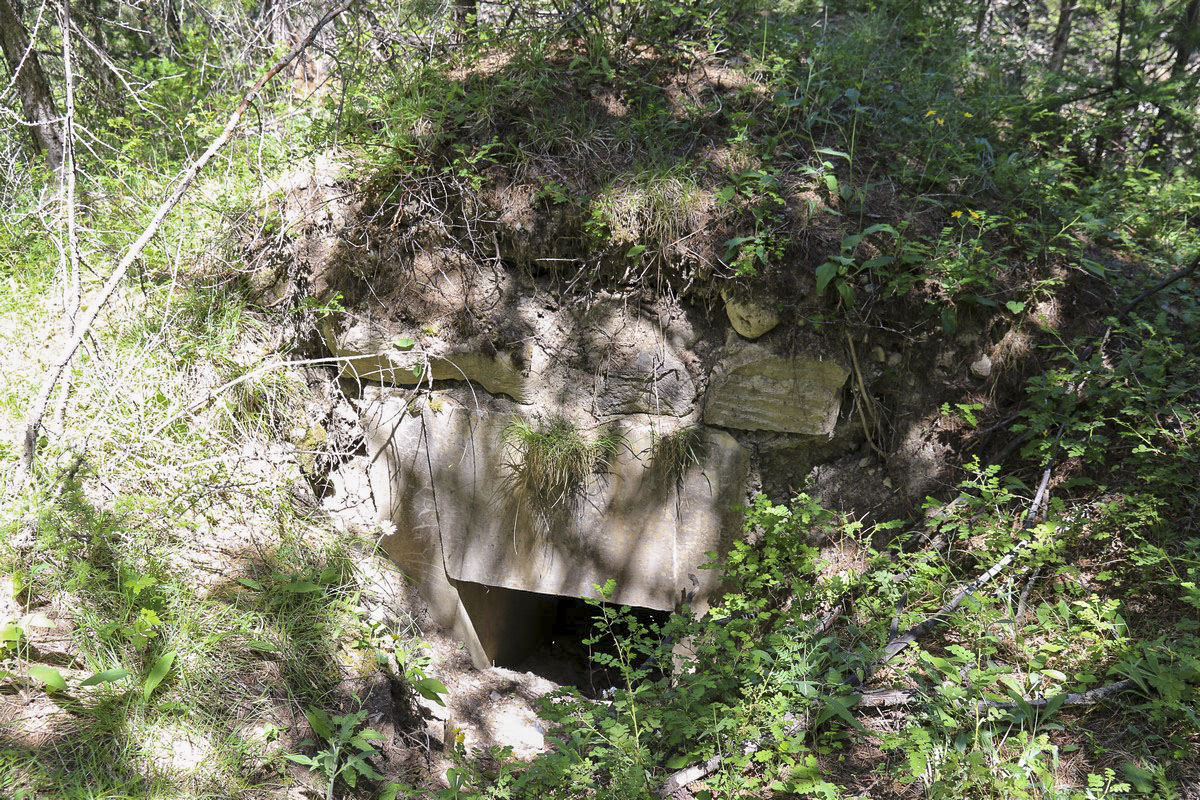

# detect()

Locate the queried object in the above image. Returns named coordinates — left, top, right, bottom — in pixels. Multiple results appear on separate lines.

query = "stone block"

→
left=703, top=344, right=848, bottom=435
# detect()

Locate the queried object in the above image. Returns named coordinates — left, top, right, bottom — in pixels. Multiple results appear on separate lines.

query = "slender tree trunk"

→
left=165, top=0, right=183, bottom=52
left=7, top=0, right=356, bottom=496
left=0, top=0, right=63, bottom=172
left=975, top=0, right=994, bottom=40
left=1048, top=0, right=1076, bottom=72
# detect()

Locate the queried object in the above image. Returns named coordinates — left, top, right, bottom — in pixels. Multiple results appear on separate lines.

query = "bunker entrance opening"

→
left=453, top=580, right=670, bottom=697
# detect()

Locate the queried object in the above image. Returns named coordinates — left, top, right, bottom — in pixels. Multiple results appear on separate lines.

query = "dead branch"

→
left=6, top=0, right=355, bottom=497
left=855, top=678, right=1137, bottom=711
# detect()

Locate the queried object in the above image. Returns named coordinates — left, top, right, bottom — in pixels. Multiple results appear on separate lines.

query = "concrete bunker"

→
left=361, top=388, right=750, bottom=668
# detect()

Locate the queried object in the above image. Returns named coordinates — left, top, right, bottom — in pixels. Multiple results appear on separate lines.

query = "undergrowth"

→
left=1, top=0, right=1198, bottom=797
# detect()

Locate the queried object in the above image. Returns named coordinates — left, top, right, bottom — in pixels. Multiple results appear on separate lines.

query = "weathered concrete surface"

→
left=703, top=343, right=849, bottom=435
left=361, top=388, right=748, bottom=666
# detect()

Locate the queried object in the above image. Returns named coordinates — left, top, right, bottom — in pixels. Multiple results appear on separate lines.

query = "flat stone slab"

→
left=323, top=320, right=530, bottom=402
left=704, top=346, right=848, bottom=435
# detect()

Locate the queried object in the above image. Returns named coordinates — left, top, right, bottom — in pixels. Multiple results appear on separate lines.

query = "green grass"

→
left=501, top=417, right=625, bottom=517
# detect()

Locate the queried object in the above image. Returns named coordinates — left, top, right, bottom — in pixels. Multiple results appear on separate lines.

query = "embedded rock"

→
left=322, top=320, right=530, bottom=402
left=703, top=345, right=849, bottom=435
left=722, top=291, right=779, bottom=339
left=970, top=353, right=993, bottom=379
left=594, top=347, right=695, bottom=417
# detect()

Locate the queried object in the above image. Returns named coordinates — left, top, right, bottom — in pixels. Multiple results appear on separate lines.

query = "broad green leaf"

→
left=836, top=280, right=856, bottom=308
left=963, top=294, right=999, bottom=308
left=941, top=307, right=957, bottom=336
left=235, top=577, right=263, bottom=591
left=354, top=758, right=383, bottom=780
left=626, top=244, right=647, bottom=259
left=1005, top=300, right=1026, bottom=314
left=823, top=174, right=838, bottom=194
left=281, top=580, right=322, bottom=593
left=305, top=707, right=334, bottom=740
left=0, top=622, right=22, bottom=642
left=284, top=753, right=316, bottom=766
left=1121, top=762, right=1156, bottom=793
left=416, top=677, right=448, bottom=705
left=861, top=256, right=895, bottom=269
left=1043, top=692, right=1068, bottom=718
left=814, top=696, right=866, bottom=733
left=815, top=262, right=838, bottom=294
left=246, top=640, right=279, bottom=653
left=666, top=755, right=690, bottom=769
left=862, top=223, right=898, bottom=237
left=81, top=668, right=131, bottom=687
left=840, top=233, right=864, bottom=251
left=143, top=651, right=175, bottom=700
left=815, top=147, right=851, bottom=161
left=29, top=665, right=67, bottom=692
left=392, top=337, right=415, bottom=350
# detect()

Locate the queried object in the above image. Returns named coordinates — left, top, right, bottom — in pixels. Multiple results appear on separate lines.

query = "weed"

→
left=501, top=417, right=624, bottom=517
left=287, top=707, right=386, bottom=800
left=649, top=424, right=705, bottom=485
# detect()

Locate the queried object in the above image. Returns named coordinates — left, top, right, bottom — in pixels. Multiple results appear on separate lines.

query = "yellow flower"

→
left=968, top=210, right=981, bottom=219
left=963, top=112, right=974, bottom=118
left=951, top=210, right=963, bottom=219
left=937, top=117, right=945, bottom=126
left=926, top=109, right=937, bottom=117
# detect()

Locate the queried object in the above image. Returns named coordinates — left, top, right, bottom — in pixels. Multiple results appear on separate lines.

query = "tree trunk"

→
left=974, top=0, right=994, bottom=40
left=0, top=0, right=63, bottom=172
left=1048, top=0, right=1076, bottom=73
left=165, top=0, right=183, bottom=52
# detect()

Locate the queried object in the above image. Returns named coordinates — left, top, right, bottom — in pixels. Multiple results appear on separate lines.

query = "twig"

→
left=856, top=464, right=1053, bottom=685
left=6, top=0, right=355, bottom=497
left=856, top=678, right=1136, bottom=711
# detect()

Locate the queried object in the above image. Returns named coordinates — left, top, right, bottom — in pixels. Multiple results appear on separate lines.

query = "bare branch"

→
left=6, top=0, right=356, bottom=497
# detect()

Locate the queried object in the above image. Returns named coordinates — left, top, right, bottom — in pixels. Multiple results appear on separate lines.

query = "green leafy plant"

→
left=815, top=223, right=898, bottom=307
left=286, top=707, right=386, bottom=800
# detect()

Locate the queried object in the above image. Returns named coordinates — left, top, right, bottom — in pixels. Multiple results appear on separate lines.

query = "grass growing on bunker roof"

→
left=501, top=417, right=625, bottom=515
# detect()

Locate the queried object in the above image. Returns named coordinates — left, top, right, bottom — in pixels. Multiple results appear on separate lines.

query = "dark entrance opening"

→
left=523, top=594, right=671, bottom=697
left=453, top=579, right=670, bottom=697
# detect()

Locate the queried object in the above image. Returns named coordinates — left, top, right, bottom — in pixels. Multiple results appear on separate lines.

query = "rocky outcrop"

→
left=703, top=342, right=849, bottom=435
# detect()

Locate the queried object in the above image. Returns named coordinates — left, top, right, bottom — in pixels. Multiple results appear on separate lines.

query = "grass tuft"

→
left=501, top=417, right=625, bottom=517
